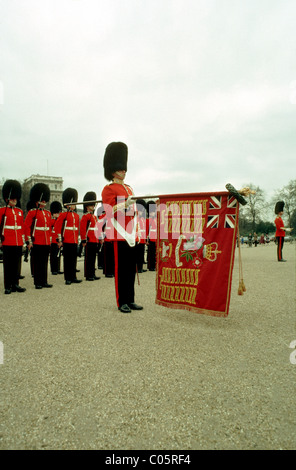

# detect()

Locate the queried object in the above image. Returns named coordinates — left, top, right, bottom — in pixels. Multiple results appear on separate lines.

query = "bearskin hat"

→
left=50, top=201, right=62, bottom=215
left=136, top=199, right=147, bottom=215
left=30, top=183, right=50, bottom=203
left=83, top=191, right=97, bottom=213
left=2, top=179, right=22, bottom=202
left=62, top=187, right=78, bottom=206
left=275, top=201, right=285, bottom=214
left=103, top=142, right=128, bottom=181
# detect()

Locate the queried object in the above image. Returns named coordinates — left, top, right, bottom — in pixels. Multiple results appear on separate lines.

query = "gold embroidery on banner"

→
left=159, top=267, right=200, bottom=305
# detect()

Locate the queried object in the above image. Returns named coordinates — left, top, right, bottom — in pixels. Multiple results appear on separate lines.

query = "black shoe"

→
left=19, top=275, right=25, bottom=279
left=57, top=271, right=64, bottom=274
left=72, top=279, right=82, bottom=283
left=51, top=272, right=58, bottom=275
left=4, top=289, right=12, bottom=295
left=12, top=285, right=26, bottom=293
left=35, top=285, right=43, bottom=289
left=42, top=283, right=53, bottom=288
left=105, top=274, right=114, bottom=278
left=86, top=278, right=94, bottom=281
left=278, top=259, right=287, bottom=262
left=65, top=280, right=72, bottom=285
left=94, top=276, right=101, bottom=280
left=128, top=303, right=143, bottom=310
left=119, top=304, right=132, bottom=313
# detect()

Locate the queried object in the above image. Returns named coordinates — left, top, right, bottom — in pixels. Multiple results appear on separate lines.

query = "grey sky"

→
left=0, top=0, right=295, bottom=205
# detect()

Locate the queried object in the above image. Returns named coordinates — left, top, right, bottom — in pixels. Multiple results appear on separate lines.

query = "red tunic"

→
left=0, top=206, right=24, bottom=246
left=24, top=208, right=52, bottom=245
left=274, top=216, right=285, bottom=237
left=137, top=216, right=147, bottom=244
left=55, top=211, right=80, bottom=244
left=148, top=216, right=157, bottom=241
left=101, top=183, right=137, bottom=244
left=80, top=212, right=98, bottom=243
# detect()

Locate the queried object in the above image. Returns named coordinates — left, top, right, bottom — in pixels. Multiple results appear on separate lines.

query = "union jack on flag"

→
left=207, top=195, right=237, bottom=229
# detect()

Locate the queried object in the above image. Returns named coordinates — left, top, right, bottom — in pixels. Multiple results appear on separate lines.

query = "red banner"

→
left=155, top=192, right=239, bottom=317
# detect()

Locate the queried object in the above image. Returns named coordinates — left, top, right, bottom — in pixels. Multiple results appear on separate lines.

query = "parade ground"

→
left=0, top=242, right=295, bottom=450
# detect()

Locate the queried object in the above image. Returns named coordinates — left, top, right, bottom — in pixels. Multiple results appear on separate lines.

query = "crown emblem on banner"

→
left=203, top=242, right=222, bottom=262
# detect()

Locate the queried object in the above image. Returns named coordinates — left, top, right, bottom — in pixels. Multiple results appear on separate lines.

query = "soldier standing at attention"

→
left=24, top=183, right=52, bottom=289
left=147, top=200, right=157, bottom=271
left=101, top=141, right=143, bottom=313
left=50, top=201, right=63, bottom=275
left=274, top=200, right=293, bottom=262
left=0, top=179, right=26, bottom=294
left=80, top=191, right=101, bottom=281
left=55, top=188, right=82, bottom=285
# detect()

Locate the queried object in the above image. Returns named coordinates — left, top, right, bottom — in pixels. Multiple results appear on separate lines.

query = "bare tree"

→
left=239, top=183, right=266, bottom=232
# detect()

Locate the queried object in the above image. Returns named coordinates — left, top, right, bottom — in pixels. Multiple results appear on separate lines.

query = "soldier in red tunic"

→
left=80, top=191, right=101, bottom=281
left=274, top=201, right=292, bottom=262
left=147, top=200, right=157, bottom=271
left=0, top=180, right=26, bottom=294
left=101, top=142, right=143, bottom=313
left=50, top=200, right=63, bottom=275
left=135, top=199, right=147, bottom=273
left=24, top=183, right=52, bottom=289
left=55, top=188, right=82, bottom=285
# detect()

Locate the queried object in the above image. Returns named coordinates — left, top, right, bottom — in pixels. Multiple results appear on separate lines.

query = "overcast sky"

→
left=0, top=0, right=295, bottom=205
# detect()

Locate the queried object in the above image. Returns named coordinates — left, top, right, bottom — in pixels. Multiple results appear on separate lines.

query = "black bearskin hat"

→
left=50, top=201, right=62, bottom=215
left=136, top=199, right=147, bottom=216
left=30, top=183, right=50, bottom=203
left=103, top=142, right=128, bottom=181
left=83, top=191, right=97, bottom=213
left=62, top=187, right=78, bottom=206
left=275, top=201, right=285, bottom=214
left=2, top=179, right=22, bottom=202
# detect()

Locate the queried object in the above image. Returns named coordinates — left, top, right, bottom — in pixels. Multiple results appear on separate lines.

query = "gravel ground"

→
left=0, top=242, right=295, bottom=450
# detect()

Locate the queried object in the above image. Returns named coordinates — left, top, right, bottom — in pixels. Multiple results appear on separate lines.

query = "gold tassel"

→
left=237, top=225, right=246, bottom=295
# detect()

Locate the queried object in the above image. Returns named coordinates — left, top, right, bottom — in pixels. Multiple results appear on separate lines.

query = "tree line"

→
left=239, top=180, right=296, bottom=237
left=1, top=178, right=296, bottom=237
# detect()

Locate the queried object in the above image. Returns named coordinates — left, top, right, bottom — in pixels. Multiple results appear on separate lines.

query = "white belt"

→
left=4, top=225, right=22, bottom=230
left=35, top=227, right=50, bottom=231
left=87, top=227, right=95, bottom=231
left=65, top=226, right=78, bottom=231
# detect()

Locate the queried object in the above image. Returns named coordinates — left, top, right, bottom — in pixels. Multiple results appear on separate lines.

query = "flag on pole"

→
left=155, top=192, right=239, bottom=317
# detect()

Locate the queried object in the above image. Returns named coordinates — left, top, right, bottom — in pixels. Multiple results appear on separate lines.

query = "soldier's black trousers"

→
left=2, top=246, right=22, bottom=289
left=113, top=241, right=136, bottom=308
left=147, top=241, right=156, bottom=270
left=32, top=245, right=50, bottom=286
left=63, top=243, right=78, bottom=282
left=84, top=242, right=97, bottom=279
left=276, top=236, right=284, bottom=261
left=50, top=243, right=61, bottom=274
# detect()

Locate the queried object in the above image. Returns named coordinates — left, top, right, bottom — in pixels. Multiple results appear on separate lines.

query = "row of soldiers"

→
left=0, top=179, right=157, bottom=294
